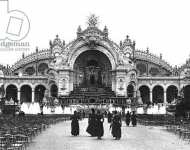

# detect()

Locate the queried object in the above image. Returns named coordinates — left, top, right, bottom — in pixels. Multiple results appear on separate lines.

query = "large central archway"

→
left=73, top=50, right=112, bottom=88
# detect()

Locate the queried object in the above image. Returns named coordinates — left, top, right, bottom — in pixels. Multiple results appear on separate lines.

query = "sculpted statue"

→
left=87, top=14, right=99, bottom=27
left=118, top=59, right=124, bottom=65
left=118, top=78, right=124, bottom=90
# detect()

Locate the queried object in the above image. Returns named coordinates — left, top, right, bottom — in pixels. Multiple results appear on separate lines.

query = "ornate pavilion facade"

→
left=1, top=15, right=190, bottom=114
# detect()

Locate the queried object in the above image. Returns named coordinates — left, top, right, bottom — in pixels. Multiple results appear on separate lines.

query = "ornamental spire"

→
left=87, top=14, right=99, bottom=27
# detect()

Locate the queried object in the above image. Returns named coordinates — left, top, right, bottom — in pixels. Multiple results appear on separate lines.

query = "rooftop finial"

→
left=36, top=46, right=39, bottom=53
left=120, top=41, right=123, bottom=47
left=77, top=25, right=82, bottom=37
left=160, top=53, right=162, bottom=59
left=77, top=25, right=82, bottom=33
left=126, top=35, right=129, bottom=40
left=146, top=47, right=149, bottom=53
left=87, top=14, right=99, bottom=27
left=133, top=40, right=136, bottom=46
left=103, top=25, right=108, bottom=38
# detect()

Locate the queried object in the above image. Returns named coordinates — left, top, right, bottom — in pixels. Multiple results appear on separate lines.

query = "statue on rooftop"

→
left=87, top=14, right=99, bottom=27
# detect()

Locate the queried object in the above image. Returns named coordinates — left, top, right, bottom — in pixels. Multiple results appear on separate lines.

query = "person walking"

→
left=96, top=110, right=104, bottom=139
left=86, top=108, right=97, bottom=136
left=131, top=111, right=137, bottom=127
left=125, top=111, right=131, bottom=126
left=70, top=111, right=80, bottom=136
left=107, top=111, right=112, bottom=123
left=82, top=110, right=85, bottom=119
left=110, top=111, right=122, bottom=140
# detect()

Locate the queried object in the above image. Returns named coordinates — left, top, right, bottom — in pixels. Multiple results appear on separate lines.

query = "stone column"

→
left=150, top=90, right=153, bottom=103
left=32, top=90, right=35, bottom=103
left=17, top=90, right=21, bottom=104
left=164, top=90, right=167, bottom=104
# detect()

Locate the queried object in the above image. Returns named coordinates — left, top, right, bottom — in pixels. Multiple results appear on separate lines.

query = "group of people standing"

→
left=70, top=109, right=137, bottom=140
left=86, top=109, right=104, bottom=139
left=125, top=111, right=137, bottom=127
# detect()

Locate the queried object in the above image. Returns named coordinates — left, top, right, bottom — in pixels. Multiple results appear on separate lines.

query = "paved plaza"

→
left=27, top=119, right=190, bottom=150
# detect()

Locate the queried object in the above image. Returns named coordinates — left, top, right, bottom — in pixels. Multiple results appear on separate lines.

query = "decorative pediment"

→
left=78, top=26, right=108, bottom=41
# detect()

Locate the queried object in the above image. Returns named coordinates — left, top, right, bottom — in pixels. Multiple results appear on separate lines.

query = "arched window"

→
left=127, top=84, right=134, bottom=98
left=139, top=85, right=150, bottom=104
left=50, top=84, right=58, bottom=97
left=20, top=85, right=32, bottom=102
left=35, top=85, right=46, bottom=103
left=38, top=63, right=48, bottom=75
left=25, top=66, right=35, bottom=75
left=153, top=85, right=164, bottom=103
left=136, top=63, right=146, bottom=75
left=6, top=84, right=18, bottom=102
left=149, top=67, right=160, bottom=76
left=166, top=85, right=178, bottom=103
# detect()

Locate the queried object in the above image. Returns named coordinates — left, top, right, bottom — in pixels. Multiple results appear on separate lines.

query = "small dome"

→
left=53, top=35, right=63, bottom=47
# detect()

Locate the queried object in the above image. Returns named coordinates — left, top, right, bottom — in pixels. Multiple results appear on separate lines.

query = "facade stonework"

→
left=1, top=16, right=190, bottom=114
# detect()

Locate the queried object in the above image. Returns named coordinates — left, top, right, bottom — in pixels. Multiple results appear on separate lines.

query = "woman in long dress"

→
left=131, top=111, right=137, bottom=127
left=70, top=111, right=80, bottom=136
left=107, top=111, right=112, bottom=123
left=86, top=108, right=97, bottom=136
left=96, top=110, right=104, bottom=139
left=125, top=111, right=131, bottom=126
left=110, top=111, right=122, bottom=140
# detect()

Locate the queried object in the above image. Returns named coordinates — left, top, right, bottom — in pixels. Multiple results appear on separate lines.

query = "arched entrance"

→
left=127, top=84, right=134, bottom=98
left=73, top=50, right=112, bottom=88
left=50, top=84, right=58, bottom=97
left=139, top=85, right=150, bottom=104
left=20, top=85, right=32, bottom=102
left=166, top=85, right=178, bottom=103
left=35, top=85, right=46, bottom=103
left=153, top=85, right=164, bottom=103
left=184, top=85, right=190, bottom=104
left=6, top=84, right=17, bottom=102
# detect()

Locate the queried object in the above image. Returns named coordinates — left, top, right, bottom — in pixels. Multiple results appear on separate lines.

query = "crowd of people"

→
left=70, top=109, right=137, bottom=140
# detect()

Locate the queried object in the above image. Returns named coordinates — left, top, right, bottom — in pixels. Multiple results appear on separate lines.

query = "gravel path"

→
left=27, top=119, right=190, bottom=150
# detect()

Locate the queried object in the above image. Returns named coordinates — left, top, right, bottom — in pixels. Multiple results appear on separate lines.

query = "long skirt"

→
left=86, top=121, right=97, bottom=136
left=126, top=118, right=130, bottom=126
left=131, top=118, right=137, bottom=126
left=111, top=123, right=121, bottom=139
left=96, top=121, right=104, bottom=137
left=71, top=120, right=79, bottom=136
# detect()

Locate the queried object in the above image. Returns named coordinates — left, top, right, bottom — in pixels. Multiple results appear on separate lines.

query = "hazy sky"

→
left=0, top=0, right=190, bottom=67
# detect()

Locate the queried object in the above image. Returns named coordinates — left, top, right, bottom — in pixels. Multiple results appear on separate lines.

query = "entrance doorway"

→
left=73, top=50, right=112, bottom=88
